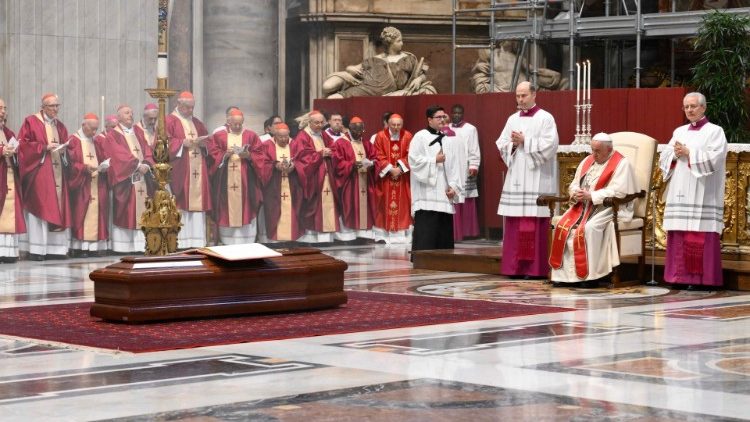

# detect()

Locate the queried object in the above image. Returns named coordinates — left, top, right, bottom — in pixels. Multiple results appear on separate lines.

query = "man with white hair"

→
left=257, top=122, right=304, bottom=242
left=206, top=108, right=262, bottom=244
left=67, top=113, right=109, bottom=257
left=373, top=113, right=413, bottom=243
left=659, top=92, right=728, bottom=289
left=134, top=103, right=159, bottom=149
left=497, top=81, right=559, bottom=279
left=166, top=91, right=210, bottom=248
left=294, top=110, right=347, bottom=243
left=0, top=98, right=25, bottom=262
left=17, top=93, right=71, bottom=260
left=549, top=132, right=636, bottom=286
left=106, top=104, right=154, bottom=253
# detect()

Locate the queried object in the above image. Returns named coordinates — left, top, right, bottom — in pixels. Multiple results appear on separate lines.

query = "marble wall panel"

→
left=0, top=0, right=156, bottom=131
left=202, top=0, right=278, bottom=131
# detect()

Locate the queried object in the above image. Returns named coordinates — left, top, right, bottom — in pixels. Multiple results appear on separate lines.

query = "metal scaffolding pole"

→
left=452, top=0, right=457, bottom=94
left=635, top=0, right=642, bottom=88
left=568, top=0, right=575, bottom=88
left=490, top=0, right=497, bottom=91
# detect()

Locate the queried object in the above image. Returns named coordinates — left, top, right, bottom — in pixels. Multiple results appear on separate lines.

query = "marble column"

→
left=201, top=0, right=278, bottom=132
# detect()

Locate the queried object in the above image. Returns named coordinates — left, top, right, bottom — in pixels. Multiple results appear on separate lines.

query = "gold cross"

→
left=557, top=219, right=572, bottom=240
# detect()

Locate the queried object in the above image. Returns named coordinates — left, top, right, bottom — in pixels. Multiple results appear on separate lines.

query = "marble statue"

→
left=323, top=27, right=436, bottom=98
left=470, top=41, right=568, bottom=93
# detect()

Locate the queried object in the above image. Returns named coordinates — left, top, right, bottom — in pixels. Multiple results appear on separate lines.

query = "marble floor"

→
left=0, top=242, right=748, bottom=421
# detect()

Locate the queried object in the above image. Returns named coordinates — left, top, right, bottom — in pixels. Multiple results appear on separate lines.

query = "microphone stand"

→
left=646, top=186, right=658, bottom=286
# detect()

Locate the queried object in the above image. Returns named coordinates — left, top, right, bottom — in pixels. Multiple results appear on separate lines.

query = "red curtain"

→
left=314, top=87, right=687, bottom=231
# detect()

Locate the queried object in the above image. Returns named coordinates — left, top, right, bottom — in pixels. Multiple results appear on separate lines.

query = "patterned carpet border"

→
left=0, top=292, right=573, bottom=353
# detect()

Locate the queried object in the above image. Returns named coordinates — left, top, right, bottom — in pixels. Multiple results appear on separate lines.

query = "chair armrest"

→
left=537, top=194, right=569, bottom=219
left=536, top=195, right=569, bottom=207
left=602, top=190, right=646, bottom=208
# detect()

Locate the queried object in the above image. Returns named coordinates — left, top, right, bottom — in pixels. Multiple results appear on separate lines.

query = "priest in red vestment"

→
left=106, top=105, right=155, bottom=253
left=166, top=91, right=211, bottom=248
left=294, top=110, right=351, bottom=243
left=0, top=98, right=26, bottom=262
left=373, top=113, right=413, bottom=244
left=17, top=93, right=71, bottom=260
left=207, top=109, right=263, bottom=244
left=332, top=116, right=377, bottom=239
left=67, top=114, right=109, bottom=256
left=257, top=123, right=304, bottom=242
left=134, top=103, right=158, bottom=151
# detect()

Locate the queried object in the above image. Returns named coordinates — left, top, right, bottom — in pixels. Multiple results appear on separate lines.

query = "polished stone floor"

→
left=0, top=242, right=748, bottom=421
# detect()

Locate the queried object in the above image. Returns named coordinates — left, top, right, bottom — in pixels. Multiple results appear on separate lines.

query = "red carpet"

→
left=0, top=292, right=573, bottom=353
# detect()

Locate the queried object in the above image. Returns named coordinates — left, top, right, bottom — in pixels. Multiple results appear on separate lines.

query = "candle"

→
left=157, top=52, right=168, bottom=79
left=576, top=63, right=581, bottom=105
left=100, top=96, right=104, bottom=123
left=587, top=60, right=591, bottom=104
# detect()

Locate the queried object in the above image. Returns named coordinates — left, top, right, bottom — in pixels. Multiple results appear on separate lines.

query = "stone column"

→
left=202, top=0, right=278, bottom=132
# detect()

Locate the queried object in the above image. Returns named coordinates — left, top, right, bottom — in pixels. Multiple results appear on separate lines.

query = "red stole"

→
left=549, top=151, right=624, bottom=279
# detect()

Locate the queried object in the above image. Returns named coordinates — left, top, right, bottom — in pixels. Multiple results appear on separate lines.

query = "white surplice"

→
left=451, top=121, right=481, bottom=198
left=552, top=154, right=637, bottom=282
left=658, top=119, right=727, bottom=234
left=408, top=129, right=464, bottom=216
left=496, top=108, right=559, bottom=217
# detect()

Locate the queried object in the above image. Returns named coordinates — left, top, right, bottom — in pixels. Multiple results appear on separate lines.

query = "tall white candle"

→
left=100, top=96, right=104, bottom=122
left=587, top=60, right=591, bottom=104
left=576, top=63, right=581, bottom=105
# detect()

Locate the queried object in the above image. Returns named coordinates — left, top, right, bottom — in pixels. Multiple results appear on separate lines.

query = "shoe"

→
left=46, top=254, right=69, bottom=260
left=28, top=253, right=45, bottom=261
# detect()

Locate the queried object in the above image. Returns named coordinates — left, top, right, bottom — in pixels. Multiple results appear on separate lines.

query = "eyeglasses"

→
left=683, top=104, right=702, bottom=110
left=44, top=104, right=61, bottom=108
left=431, top=114, right=448, bottom=119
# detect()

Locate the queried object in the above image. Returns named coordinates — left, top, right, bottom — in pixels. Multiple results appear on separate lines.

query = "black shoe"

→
left=46, top=254, right=68, bottom=260
left=28, top=253, right=45, bottom=261
left=582, top=279, right=600, bottom=288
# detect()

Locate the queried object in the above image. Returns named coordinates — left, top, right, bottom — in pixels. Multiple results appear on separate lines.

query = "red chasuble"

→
left=256, top=140, right=304, bottom=241
left=549, top=151, right=624, bottom=279
left=332, top=137, right=377, bottom=231
left=373, top=128, right=413, bottom=231
left=106, top=126, right=155, bottom=230
left=17, top=113, right=70, bottom=229
left=66, top=133, right=109, bottom=241
left=0, top=126, right=26, bottom=234
left=293, top=128, right=340, bottom=233
left=165, top=112, right=211, bottom=212
left=207, top=129, right=263, bottom=227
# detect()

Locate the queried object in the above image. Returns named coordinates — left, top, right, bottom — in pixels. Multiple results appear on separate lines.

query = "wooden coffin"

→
left=89, top=248, right=348, bottom=323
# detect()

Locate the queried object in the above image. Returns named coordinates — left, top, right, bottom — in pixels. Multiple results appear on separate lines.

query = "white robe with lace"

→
left=552, top=154, right=637, bottom=282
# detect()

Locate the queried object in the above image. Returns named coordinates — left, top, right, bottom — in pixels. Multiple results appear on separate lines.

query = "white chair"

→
left=538, top=131, right=657, bottom=287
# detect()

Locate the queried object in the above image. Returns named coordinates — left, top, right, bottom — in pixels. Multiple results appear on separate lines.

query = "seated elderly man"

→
left=549, top=132, right=637, bottom=287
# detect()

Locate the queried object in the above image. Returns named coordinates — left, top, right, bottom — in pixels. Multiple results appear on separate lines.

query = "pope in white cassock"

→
left=549, top=133, right=637, bottom=286
left=659, top=92, right=727, bottom=289
left=496, top=81, right=559, bottom=278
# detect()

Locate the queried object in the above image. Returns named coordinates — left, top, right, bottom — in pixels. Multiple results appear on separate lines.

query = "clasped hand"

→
left=572, top=188, right=591, bottom=202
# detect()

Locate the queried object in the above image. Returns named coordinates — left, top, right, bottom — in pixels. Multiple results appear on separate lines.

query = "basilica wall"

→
left=0, top=0, right=157, bottom=131
left=287, top=0, right=492, bottom=116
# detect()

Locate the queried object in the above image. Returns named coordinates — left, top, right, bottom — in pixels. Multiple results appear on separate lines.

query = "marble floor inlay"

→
left=0, top=242, right=748, bottom=420
left=331, top=321, right=649, bottom=355
left=97, top=378, right=742, bottom=422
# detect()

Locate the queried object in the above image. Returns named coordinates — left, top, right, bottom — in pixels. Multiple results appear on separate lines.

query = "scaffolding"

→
left=451, top=1, right=750, bottom=93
